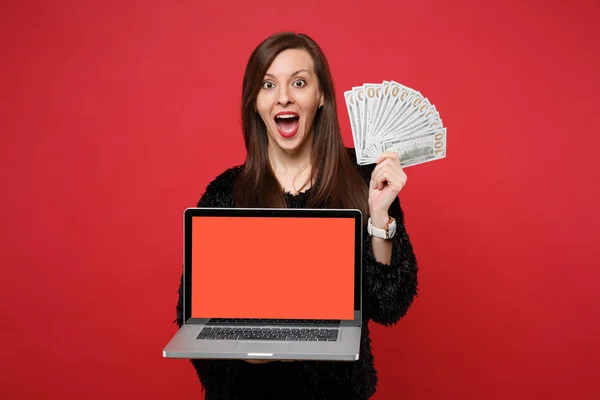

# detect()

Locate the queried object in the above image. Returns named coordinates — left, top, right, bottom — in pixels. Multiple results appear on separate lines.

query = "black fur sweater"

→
left=175, top=149, right=419, bottom=400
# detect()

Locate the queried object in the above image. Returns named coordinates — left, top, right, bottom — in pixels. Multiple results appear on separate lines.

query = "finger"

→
left=375, top=150, right=401, bottom=165
left=379, top=170, right=391, bottom=190
left=370, top=158, right=394, bottom=181
left=374, top=159, right=401, bottom=178
left=381, top=152, right=402, bottom=169
left=371, top=159, right=402, bottom=189
left=380, top=157, right=399, bottom=170
left=374, top=166, right=407, bottom=191
left=373, top=166, right=391, bottom=190
left=370, top=165, right=383, bottom=189
left=387, top=169, right=407, bottom=190
left=373, top=164, right=390, bottom=188
left=373, top=158, right=404, bottom=182
left=375, top=151, right=397, bottom=163
left=371, top=164, right=384, bottom=188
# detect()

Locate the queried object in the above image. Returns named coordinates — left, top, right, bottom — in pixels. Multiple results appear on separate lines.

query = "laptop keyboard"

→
left=197, top=327, right=339, bottom=341
left=207, top=318, right=340, bottom=326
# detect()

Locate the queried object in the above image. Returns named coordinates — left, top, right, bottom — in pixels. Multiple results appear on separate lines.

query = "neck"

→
left=267, top=140, right=312, bottom=175
left=267, top=137, right=314, bottom=194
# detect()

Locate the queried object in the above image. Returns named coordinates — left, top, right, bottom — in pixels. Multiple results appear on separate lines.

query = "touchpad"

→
left=234, top=342, right=291, bottom=355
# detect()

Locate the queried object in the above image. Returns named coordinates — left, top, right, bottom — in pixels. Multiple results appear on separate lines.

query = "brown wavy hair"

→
left=233, top=32, right=369, bottom=218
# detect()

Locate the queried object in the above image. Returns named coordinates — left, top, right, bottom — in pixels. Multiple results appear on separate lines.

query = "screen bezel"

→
left=182, top=207, right=362, bottom=326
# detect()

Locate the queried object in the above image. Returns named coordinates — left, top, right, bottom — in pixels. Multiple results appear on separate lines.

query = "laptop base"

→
left=163, top=323, right=361, bottom=361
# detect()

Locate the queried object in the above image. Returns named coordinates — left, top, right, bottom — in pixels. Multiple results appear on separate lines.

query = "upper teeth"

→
left=277, top=115, right=297, bottom=119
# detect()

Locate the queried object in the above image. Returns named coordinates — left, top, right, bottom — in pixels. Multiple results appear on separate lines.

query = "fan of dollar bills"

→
left=344, top=80, right=447, bottom=167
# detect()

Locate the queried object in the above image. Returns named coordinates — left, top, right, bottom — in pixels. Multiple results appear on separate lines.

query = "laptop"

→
left=163, top=207, right=363, bottom=362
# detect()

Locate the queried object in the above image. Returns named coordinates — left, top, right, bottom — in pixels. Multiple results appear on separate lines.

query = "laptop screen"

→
left=188, top=213, right=357, bottom=321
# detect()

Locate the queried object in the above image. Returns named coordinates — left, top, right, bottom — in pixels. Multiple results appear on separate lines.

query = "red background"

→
left=1, top=0, right=599, bottom=399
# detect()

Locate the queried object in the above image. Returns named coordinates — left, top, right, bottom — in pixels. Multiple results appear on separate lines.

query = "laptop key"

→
left=198, top=326, right=339, bottom=341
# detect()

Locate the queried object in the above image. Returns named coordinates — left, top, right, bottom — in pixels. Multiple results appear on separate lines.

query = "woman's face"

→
left=255, top=48, right=324, bottom=154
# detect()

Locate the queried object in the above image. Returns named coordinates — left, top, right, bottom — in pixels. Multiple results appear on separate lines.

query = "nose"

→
left=277, top=85, right=293, bottom=106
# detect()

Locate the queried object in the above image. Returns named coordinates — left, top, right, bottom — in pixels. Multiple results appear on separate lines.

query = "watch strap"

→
left=368, top=216, right=394, bottom=239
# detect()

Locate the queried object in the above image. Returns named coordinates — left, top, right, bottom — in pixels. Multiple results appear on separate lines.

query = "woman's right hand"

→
left=245, top=359, right=272, bottom=364
left=245, top=359, right=294, bottom=364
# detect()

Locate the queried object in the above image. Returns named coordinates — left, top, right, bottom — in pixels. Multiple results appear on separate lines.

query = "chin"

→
left=270, top=130, right=308, bottom=152
left=276, top=139, right=303, bottom=153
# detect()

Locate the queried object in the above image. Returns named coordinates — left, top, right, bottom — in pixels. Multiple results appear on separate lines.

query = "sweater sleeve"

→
left=361, top=194, right=419, bottom=326
left=348, top=148, right=419, bottom=326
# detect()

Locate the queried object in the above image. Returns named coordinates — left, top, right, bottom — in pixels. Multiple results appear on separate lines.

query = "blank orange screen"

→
left=191, top=216, right=356, bottom=319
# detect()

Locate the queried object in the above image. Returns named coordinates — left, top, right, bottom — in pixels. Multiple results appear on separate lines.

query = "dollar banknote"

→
left=344, top=80, right=446, bottom=168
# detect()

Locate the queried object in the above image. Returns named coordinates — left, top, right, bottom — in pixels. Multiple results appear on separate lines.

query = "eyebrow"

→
left=264, top=69, right=310, bottom=78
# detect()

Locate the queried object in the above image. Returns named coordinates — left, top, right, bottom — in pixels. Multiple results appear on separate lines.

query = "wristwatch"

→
left=367, top=216, right=397, bottom=239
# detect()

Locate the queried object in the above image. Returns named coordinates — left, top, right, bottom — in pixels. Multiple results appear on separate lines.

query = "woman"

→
left=176, top=32, right=418, bottom=400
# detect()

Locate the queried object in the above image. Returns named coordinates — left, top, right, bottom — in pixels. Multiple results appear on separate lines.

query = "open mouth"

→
left=274, top=112, right=300, bottom=138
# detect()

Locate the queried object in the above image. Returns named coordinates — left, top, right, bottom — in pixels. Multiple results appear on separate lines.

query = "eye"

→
left=293, top=79, right=306, bottom=88
left=262, top=81, right=275, bottom=90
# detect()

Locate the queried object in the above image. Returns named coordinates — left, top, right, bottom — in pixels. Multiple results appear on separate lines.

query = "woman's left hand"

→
left=368, top=151, right=407, bottom=217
